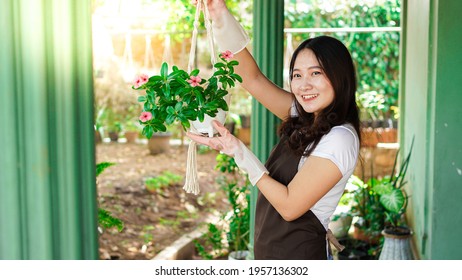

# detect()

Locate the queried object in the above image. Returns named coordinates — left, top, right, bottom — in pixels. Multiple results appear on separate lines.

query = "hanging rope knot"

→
left=183, top=0, right=222, bottom=195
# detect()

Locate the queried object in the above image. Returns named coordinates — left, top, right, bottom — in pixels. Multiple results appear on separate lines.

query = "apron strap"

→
left=327, top=229, right=345, bottom=252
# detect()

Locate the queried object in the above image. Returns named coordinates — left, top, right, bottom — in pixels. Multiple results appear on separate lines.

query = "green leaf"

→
left=214, top=70, right=226, bottom=76
left=144, top=125, right=153, bottom=139
left=96, top=162, right=115, bottom=177
left=198, top=111, right=205, bottom=122
left=183, top=109, right=196, bottom=120
left=137, top=95, right=147, bottom=102
left=153, top=122, right=167, bottom=132
left=228, top=60, right=239, bottom=66
left=165, top=114, right=176, bottom=125
left=181, top=119, right=191, bottom=129
left=231, top=73, right=243, bottom=83
left=149, top=75, right=163, bottom=82
left=190, top=69, right=200, bottom=76
left=168, top=70, right=181, bottom=80
left=175, top=77, right=189, bottom=86
left=228, top=79, right=235, bottom=87
left=164, top=83, right=171, bottom=97
left=166, top=106, right=175, bottom=115
left=372, top=181, right=393, bottom=195
left=160, top=62, right=168, bottom=78
left=196, top=92, right=205, bottom=106
left=380, top=189, right=405, bottom=213
left=174, top=102, right=183, bottom=111
left=214, top=62, right=226, bottom=68
left=98, top=208, right=124, bottom=232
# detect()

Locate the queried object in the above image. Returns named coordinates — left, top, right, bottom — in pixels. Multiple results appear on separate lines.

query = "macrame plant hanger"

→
left=183, top=0, right=225, bottom=195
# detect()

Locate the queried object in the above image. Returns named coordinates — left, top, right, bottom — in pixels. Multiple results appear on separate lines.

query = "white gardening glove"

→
left=191, top=0, right=250, bottom=54
left=187, top=121, right=268, bottom=186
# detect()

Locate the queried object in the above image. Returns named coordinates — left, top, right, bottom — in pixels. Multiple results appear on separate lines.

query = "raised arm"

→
left=233, top=49, right=293, bottom=120
left=199, top=0, right=293, bottom=120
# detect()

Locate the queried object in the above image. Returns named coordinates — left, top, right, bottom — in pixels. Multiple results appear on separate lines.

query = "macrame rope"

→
left=183, top=141, right=200, bottom=195
left=188, top=0, right=202, bottom=73
left=183, top=0, right=218, bottom=195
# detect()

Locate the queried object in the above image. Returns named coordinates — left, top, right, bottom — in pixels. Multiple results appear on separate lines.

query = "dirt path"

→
left=96, top=141, right=227, bottom=260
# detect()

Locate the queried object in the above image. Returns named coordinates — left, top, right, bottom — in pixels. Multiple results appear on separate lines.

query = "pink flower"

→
left=220, top=50, right=234, bottom=60
left=139, top=111, right=152, bottom=122
left=187, top=75, right=202, bottom=87
left=133, top=74, right=149, bottom=88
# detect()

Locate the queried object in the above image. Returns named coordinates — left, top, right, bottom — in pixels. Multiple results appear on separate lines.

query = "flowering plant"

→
left=132, top=51, right=242, bottom=139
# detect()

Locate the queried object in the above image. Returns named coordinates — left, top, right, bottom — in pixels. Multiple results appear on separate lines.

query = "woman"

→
left=188, top=0, right=361, bottom=260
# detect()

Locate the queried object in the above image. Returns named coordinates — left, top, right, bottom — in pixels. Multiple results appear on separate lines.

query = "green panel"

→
left=249, top=0, right=285, bottom=258
left=401, top=0, right=431, bottom=260
left=429, top=0, right=462, bottom=260
left=0, top=0, right=23, bottom=259
left=402, top=0, right=462, bottom=260
left=0, top=0, right=97, bottom=260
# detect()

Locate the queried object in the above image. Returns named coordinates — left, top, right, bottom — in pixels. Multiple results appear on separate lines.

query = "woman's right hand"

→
left=190, top=0, right=227, bottom=21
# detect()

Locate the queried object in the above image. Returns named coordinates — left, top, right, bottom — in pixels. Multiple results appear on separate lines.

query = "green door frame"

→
left=0, top=0, right=98, bottom=259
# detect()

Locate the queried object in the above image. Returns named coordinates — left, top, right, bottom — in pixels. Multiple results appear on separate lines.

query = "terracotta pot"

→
left=376, top=127, right=398, bottom=143
left=360, top=127, right=378, bottom=147
left=353, top=224, right=381, bottom=245
left=124, top=131, right=138, bottom=143
left=147, top=132, right=172, bottom=155
left=95, top=130, right=102, bottom=143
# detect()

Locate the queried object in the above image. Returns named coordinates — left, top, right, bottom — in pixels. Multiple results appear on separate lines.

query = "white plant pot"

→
left=228, top=250, right=249, bottom=260
left=190, top=109, right=227, bottom=137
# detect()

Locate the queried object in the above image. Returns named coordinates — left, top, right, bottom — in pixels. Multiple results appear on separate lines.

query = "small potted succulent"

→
left=132, top=51, right=242, bottom=138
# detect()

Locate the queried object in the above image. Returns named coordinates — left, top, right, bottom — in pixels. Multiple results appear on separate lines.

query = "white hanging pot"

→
left=190, top=109, right=227, bottom=138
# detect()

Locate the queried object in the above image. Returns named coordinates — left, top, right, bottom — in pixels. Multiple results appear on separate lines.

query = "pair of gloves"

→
left=188, top=1, right=267, bottom=185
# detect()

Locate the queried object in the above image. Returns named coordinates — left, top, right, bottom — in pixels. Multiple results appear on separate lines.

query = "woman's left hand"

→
left=186, top=120, right=240, bottom=156
left=187, top=121, right=268, bottom=185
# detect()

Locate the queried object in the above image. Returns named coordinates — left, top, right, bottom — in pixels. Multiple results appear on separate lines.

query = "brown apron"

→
left=254, top=137, right=328, bottom=260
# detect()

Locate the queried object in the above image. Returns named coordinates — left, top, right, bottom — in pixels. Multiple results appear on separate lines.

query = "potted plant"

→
left=349, top=175, right=386, bottom=245
left=122, top=105, right=142, bottom=143
left=373, top=138, right=415, bottom=260
left=123, top=119, right=140, bottom=143
left=132, top=51, right=242, bottom=139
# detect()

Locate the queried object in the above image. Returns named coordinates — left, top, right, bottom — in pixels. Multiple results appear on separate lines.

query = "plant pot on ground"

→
left=373, top=138, right=415, bottom=259
left=147, top=132, right=172, bottom=155
left=123, top=119, right=141, bottom=143
left=124, top=131, right=139, bottom=143
left=132, top=51, right=242, bottom=140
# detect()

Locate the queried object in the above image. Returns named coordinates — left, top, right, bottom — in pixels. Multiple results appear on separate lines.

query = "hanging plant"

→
left=132, top=51, right=242, bottom=139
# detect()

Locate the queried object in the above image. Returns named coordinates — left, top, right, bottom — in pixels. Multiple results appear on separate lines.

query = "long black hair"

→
left=279, top=35, right=361, bottom=156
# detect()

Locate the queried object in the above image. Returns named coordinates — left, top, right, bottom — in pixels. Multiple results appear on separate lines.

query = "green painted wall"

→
left=0, top=0, right=98, bottom=259
left=402, top=0, right=462, bottom=259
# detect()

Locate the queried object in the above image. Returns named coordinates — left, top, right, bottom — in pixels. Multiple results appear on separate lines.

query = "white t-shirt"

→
left=291, top=104, right=360, bottom=230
